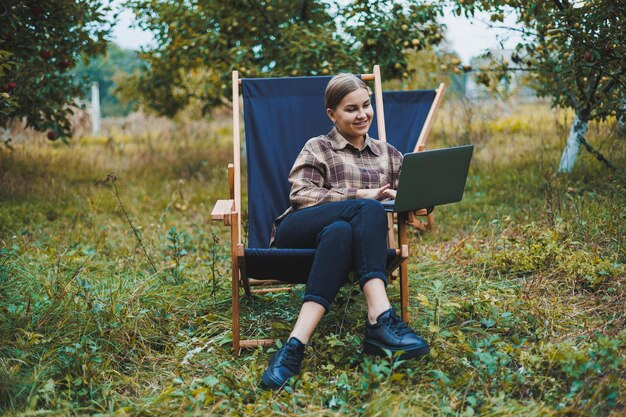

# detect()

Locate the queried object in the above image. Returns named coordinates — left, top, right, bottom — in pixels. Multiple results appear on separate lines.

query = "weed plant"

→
left=0, top=102, right=624, bottom=416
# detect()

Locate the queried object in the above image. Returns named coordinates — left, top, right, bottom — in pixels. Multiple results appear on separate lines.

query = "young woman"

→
left=261, top=73, right=429, bottom=390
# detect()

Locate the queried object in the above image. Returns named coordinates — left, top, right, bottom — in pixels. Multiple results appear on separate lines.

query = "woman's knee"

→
left=358, top=198, right=384, bottom=209
left=317, top=220, right=352, bottom=247
left=355, top=199, right=387, bottom=223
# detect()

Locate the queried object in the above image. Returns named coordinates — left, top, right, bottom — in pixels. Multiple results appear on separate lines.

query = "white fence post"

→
left=91, top=82, right=100, bottom=135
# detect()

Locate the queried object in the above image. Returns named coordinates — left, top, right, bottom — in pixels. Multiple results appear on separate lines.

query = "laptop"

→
left=381, top=144, right=474, bottom=213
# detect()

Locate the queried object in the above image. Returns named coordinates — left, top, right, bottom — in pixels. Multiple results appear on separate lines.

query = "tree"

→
left=72, top=43, right=144, bottom=118
left=452, top=0, right=625, bottom=172
left=123, top=0, right=445, bottom=117
left=0, top=51, right=17, bottom=131
left=0, top=0, right=114, bottom=143
left=384, top=47, right=465, bottom=97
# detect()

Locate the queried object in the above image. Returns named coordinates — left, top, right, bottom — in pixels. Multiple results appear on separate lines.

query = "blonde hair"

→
left=324, top=73, right=370, bottom=110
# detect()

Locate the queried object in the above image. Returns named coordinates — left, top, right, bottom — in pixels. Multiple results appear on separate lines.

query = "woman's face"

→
left=327, top=87, right=373, bottom=144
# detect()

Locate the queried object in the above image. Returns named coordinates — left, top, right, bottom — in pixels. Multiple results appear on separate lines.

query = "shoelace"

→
left=380, top=312, right=413, bottom=336
left=280, top=343, right=303, bottom=372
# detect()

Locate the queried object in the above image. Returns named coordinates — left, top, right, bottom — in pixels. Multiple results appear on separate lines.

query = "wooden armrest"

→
left=406, top=210, right=435, bottom=232
left=400, top=244, right=408, bottom=258
left=211, top=199, right=235, bottom=225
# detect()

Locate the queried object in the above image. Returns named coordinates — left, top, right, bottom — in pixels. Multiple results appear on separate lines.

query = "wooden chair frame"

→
left=407, top=82, right=447, bottom=232
left=212, top=66, right=445, bottom=355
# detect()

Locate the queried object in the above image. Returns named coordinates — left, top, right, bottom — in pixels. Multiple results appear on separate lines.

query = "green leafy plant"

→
left=165, top=227, right=190, bottom=282
left=209, top=232, right=222, bottom=296
left=95, top=172, right=158, bottom=274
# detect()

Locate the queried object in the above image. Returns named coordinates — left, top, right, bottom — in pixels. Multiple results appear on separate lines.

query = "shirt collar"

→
left=328, top=127, right=381, bottom=156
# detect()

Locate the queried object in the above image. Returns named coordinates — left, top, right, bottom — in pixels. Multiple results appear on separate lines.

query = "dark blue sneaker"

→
left=363, top=308, right=429, bottom=360
left=261, top=337, right=305, bottom=390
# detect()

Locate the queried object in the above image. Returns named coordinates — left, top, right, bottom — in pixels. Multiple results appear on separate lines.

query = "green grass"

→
left=1, top=102, right=625, bottom=416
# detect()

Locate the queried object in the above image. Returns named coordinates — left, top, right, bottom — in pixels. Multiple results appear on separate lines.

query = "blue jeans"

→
left=273, top=199, right=388, bottom=312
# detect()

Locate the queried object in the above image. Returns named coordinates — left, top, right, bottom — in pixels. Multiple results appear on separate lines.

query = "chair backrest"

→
left=241, top=78, right=439, bottom=248
left=242, top=76, right=333, bottom=248
left=369, top=89, right=437, bottom=154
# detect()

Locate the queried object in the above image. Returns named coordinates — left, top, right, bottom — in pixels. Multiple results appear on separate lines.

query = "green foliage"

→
left=165, top=226, right=191, bottom=282
left=0, top=51, right=16, bottom=123
left=452, top=0, right=626, bottom=123
left=0, top=0, right=114, bottom=140
left=123, top=0, right=444, bottom=117
left=384, top=48, right=467, bottom=98
left=71, top=43, right=144, bottom=118
left=482, top=225, right=623, bottom=289
left=209, top=232, right=223, bottom=296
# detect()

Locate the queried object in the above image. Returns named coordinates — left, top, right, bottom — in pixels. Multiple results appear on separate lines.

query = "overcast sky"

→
left=111, top=6, right=522, bottom=65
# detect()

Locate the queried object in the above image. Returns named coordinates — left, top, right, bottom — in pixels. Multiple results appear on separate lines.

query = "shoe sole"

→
left=363, top=338, right=430, bottom=360
left=261, top=371, right=286, bottom=390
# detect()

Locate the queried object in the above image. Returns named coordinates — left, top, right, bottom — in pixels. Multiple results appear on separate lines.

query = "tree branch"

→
left=600, top=67, right=626, bottom=94
left=578, top=133, right=618, bottom=172
left=300, top=0, right=309, bottom=20
left=553, top=0, right=566, bottom=11
left=483, top=23, right=536, bottom=37
left=465, top=66, right=537, bottom=73
left=582, top=72, right=602, bottom=116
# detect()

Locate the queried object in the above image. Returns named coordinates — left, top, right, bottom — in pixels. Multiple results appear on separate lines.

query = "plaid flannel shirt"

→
left=270, top=128, right=403, bottom=246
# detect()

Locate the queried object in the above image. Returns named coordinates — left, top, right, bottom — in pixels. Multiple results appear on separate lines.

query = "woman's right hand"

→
left=356, top=184, right=390, bottom=200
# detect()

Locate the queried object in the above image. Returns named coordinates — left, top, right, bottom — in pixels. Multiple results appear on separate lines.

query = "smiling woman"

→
left=325, top=79, right=373, bottom=148
left=260, top=73, right=429, bottom=390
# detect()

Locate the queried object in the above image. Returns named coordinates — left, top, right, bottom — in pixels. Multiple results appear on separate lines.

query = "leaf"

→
left=429, top=369, right=450, bottom=385
left=389, top=372, right=406, bottom=383
left=416, top=293, right=430, bottom=307
left=432, top=279, right=445, bottom=293
left=481, top=318, right=495, bottom=328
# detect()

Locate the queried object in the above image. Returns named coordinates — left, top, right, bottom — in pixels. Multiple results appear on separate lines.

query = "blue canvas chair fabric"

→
left=370, top=90, right=437, bottom=154
left=243, top=76, right=333, bottom=249
left=243, top=76, right=403, bottom=282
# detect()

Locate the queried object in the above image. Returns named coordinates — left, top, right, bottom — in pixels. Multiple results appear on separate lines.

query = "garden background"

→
left=1, top=1, right=624, bottom=416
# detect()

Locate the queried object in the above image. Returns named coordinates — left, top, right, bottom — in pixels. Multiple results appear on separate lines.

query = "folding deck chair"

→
left=211, top=66, right=445, bottom=354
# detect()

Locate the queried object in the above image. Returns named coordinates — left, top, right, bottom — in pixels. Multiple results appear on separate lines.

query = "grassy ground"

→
left=0, top=101, right=625, bottom=416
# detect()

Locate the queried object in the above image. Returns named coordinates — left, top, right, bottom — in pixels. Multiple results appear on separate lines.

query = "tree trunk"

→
left=557, top=114, right=588, bottom=174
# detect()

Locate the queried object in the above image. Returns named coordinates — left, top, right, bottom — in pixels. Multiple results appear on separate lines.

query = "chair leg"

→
left=398, top=213, right=410, bottom=323
left=230, top=212, right=241, bottom=355
left=387, top=213, right=396, bottom=248
left=239, top=256, right=251, bottom=296
left=400, top=260, right=410, bottom=323
left=232, top=264, right=241, bottom=356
